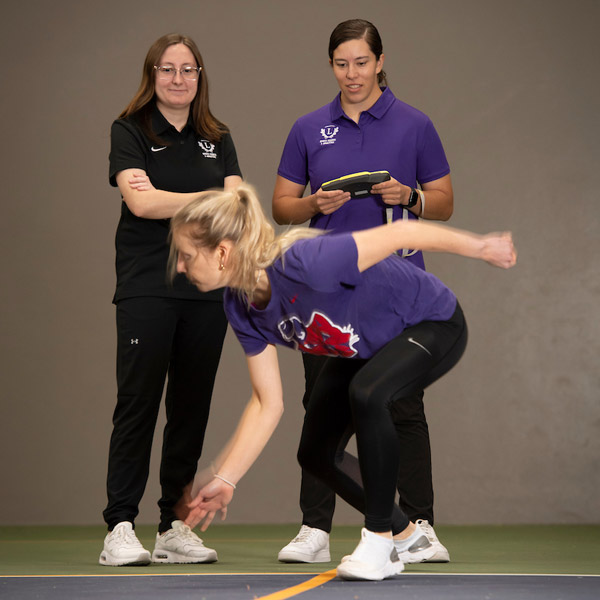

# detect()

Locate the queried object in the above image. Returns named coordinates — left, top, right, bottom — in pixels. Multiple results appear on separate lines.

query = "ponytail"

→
left=169, top=183, right=323, bottom=300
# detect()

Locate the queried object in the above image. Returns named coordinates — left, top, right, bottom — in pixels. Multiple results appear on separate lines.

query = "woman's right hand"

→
left=312, top=188, right=351, bottom=215
left=127, top=170, right=155, bottom=192
left=184, top=477, right=234, bottom=531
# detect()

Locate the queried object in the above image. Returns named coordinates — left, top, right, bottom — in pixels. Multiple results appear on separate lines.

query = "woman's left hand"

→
left=480, top=232, right=517, bottom=269
left=370, top=176, right=411, bottom=206
left=183, top=478, right=234, bottom=531
left=128, top=170, right=155, bottom=192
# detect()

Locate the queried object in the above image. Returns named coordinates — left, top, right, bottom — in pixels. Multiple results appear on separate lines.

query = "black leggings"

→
left=297, top=303, right=467, bottom=533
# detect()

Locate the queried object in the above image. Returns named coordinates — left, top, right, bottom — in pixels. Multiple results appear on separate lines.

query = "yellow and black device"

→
left=321, top=171, right=391, bottom=198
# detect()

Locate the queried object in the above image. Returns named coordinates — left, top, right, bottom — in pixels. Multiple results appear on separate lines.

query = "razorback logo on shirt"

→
left=277, top=311, right=359, bottom=357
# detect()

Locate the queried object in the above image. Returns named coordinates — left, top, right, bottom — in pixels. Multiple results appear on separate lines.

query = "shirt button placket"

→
left=356, top=126, right=362, bottom=148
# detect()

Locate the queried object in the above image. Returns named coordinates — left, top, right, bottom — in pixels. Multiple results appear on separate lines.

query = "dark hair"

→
left=328, top=19, right=387, bottom=86
left=119, top=33, right=228, bottom=144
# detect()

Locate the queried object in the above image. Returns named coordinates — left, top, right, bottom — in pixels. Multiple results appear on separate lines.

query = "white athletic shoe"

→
left=99, top=521, right=151, bottom=566
left=415, top=519, right=450, bottom=562
left=336, top=528, right=404, bottom=581
left=151, top=520, right=218, bottom=563
left=394, top=521, right=439, bottom=563
left=278, top=525, right=331, bottom=563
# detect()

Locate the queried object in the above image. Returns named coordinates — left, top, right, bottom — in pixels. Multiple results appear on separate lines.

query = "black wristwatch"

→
left=406, top=187, right=419, bottom=208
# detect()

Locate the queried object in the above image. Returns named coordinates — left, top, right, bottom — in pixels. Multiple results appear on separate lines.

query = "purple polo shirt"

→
left=277, top=88, right=450, bottom=269
left=224, top=233, right=457, bottom=359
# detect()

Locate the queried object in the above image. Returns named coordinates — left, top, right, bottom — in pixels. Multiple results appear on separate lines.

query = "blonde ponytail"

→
left=169, top=183, right=323, bottom=300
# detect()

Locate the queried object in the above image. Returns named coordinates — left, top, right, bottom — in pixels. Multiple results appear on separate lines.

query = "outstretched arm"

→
left=183, top=344, right=284, bottom=530
left=352, top=220, right=517, bottom=272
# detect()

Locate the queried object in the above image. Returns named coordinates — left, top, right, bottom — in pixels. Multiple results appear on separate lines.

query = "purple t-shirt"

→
left=277, top=88, right=450, bottom=270
left=224, top=234, right=457, bottom=359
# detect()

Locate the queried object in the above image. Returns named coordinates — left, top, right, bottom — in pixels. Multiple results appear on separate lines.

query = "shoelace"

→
left=112, top=525, right=141, bottom=546
left=292, top=526, right=319, bottom=543
left=174, top=524, right=203, bottom=544
left=415, top=520, right=437, bottom=543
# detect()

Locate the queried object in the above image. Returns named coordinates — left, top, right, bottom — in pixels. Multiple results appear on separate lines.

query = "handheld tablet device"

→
left=321, top=171, right=391, bottom=198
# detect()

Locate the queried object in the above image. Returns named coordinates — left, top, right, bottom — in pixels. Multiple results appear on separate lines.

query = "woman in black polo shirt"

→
left=99, top=33, right=242, bottom=567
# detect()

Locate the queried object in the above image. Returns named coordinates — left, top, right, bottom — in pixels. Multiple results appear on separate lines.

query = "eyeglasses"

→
left=154, top=65, right=202, bottom=80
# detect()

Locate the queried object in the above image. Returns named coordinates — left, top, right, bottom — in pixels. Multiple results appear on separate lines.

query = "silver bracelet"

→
left=214, top=474, right=236, bottom=489
left=418, top=189, right=426, bottom=218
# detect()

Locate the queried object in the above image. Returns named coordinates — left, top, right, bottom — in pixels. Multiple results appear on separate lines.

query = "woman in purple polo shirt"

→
left=272, top=19, right=454, bottom=564
left=169, top=184, right=516, bottom=581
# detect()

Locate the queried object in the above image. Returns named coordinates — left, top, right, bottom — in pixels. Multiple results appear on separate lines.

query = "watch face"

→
left=407, top=189, right=419, bottom=207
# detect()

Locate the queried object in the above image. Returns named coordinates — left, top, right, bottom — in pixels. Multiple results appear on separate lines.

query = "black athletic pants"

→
left=299, top=357, right=433, bottom=531
left=103, top=297, right=227, bottom=533
left=297, top=303, right=467, bottom=533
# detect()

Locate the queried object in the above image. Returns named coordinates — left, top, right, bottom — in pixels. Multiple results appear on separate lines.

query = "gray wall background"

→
left=1, top=0, right=598, bottom=527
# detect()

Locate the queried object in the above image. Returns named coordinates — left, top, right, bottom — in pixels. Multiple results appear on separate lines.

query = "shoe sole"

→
left=400, top=544, right=451, bottom=564
left=278, top=549, right=331, bottom=563
left=151, top=550, right=218, bottom=564
left=422, top=551, right=450, bottom=563
left=398, top=542, right=444, bottom=564
left=99, top=551, right=151, bottom=567
left=337, top=559, right=404, bottom=581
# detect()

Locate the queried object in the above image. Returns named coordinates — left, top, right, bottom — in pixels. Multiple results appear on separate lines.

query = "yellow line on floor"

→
left=254, top=569, right=338, bottom=600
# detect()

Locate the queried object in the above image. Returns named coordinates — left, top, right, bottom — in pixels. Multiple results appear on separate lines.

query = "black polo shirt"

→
left=109, top=105, right=242, bottom=303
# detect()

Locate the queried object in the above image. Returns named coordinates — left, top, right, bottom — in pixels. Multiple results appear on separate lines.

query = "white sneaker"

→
left=99, top=522, right=151, bottom=566
left=415, top=519, right=450, bottom=562
left=336, top=528, right=404, bottom=581
left=151, top=520, right=218, bottom=563
left=278, top=525, right=330, bottom=563
left=394, top=522, right=439, bottom=563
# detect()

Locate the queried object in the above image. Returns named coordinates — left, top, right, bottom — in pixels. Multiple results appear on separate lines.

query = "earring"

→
left=219, top=262, right=225, bottom=271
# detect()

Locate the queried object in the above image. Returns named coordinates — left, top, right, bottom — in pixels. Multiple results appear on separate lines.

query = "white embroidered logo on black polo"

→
left=151, top=146, right=167, bottom=152
left=199, top=140, right=217, bottom=159
left=319, top=125, right=339, bottom=146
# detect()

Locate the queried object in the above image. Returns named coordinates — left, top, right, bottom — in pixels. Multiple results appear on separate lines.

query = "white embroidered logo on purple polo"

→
left=319, top=125, right=339, bottom=146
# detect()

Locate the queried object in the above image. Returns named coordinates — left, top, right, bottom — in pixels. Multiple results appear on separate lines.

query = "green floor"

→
left=1, top=524, right=599, bottom=577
